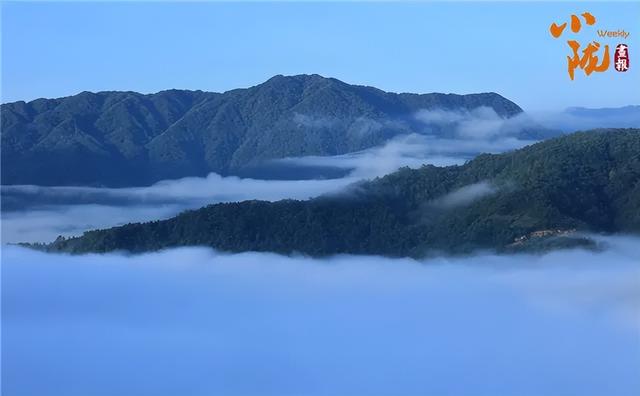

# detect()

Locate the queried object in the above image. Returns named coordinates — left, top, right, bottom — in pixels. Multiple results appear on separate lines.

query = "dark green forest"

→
left=1, top=74, right=545, bottom=186
left=45, top=128, right=640, bottom=256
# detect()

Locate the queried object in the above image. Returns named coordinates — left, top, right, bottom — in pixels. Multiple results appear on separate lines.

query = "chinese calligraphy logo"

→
left=550, top=12, right=629, bottom=80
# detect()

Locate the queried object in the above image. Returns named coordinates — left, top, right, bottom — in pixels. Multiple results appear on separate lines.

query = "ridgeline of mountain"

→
left=2, top=74, right=537, bottom=187
left=44, top=129, right=640, bottom=256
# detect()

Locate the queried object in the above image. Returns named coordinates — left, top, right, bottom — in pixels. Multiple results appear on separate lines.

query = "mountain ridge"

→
left=2, top=74, right=534, bottom=187
left=2, top=74, right=512, bottom=107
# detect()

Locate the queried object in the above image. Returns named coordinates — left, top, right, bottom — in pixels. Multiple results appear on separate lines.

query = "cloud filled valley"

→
left=2, top=100, right=639, bottom=396
left=2, top=236, right=640, bottom=396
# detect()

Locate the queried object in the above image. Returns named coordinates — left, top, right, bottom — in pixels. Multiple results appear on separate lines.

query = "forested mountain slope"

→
left=2, top=74, right=538, bottom=186
left=45, top=129, right=640, bottom=256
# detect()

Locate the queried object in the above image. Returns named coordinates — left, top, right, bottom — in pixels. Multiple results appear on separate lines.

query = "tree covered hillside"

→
left=45, top=129, right=640, bottom=256
left=2, top=74, right=539, bottom=186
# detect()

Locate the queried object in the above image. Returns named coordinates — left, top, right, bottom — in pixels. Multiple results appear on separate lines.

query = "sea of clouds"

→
left=2, top=235, right=639, bottom=396
left=2, top=105, right=640, bottom=396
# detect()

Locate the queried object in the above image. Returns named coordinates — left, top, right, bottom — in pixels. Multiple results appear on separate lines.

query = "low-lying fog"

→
left=2, top=235, right=639, bottom=396
left=1, top=132, right=534, bottom=244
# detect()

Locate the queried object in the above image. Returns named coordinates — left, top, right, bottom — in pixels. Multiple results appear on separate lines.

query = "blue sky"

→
left=2, top=1, right=639, bottom=111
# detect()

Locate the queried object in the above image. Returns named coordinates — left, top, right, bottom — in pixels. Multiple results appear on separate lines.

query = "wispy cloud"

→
left=293, top=112, right=339, bottom=129
left=1, top=174, right=358, bottom=243
left=414, top=106, right=548, bottom=139
left=429, top=181, right=496, bottom=209
left=279, top=133, right=535, bottom=179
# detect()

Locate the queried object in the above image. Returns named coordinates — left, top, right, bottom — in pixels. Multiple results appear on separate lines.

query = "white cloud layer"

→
left=1, top=175, right=358, bottom=243
left=2, top=235, right=640, bottom=396
left=414, top=106, right=546, bottom=139
left=279, top=133, right=535, bottom=180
